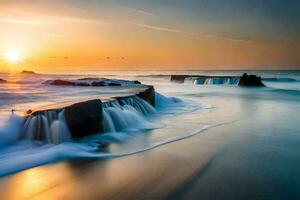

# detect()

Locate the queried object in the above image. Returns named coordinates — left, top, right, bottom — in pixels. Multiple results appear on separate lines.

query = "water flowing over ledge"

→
left=170, top=75, right=240, bottom=85
left=170, top=73, right=265, bottom=86
left=19, top=84, right=156, bottom=144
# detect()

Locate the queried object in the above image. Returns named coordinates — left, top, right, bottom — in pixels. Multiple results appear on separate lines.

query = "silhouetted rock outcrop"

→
left=238, top=73, right=265, bottom=87
left=21, top=70, right=35, bottom=74
left=64, top=99, right=103, bottom=138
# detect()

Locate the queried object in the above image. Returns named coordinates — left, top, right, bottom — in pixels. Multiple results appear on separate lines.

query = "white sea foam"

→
left=0, top=120, right=236, bottom=177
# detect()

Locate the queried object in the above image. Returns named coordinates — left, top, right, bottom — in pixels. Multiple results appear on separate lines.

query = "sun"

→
left=5, top=51, right=21, bottom=63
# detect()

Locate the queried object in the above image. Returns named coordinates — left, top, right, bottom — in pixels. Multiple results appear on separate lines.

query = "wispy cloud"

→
left=0, top=17, right=55, bottom=25
left=121, top=6, right=154, bottom=16
left=0, top=14, right=110, bottom=27
left=58, top=16, right=110, bottom=25
left=127, top=21, right=197, bottom=36
left=127, top=20, right=254, bottom=43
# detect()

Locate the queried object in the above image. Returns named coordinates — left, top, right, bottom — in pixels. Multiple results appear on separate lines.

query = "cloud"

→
left=121, top=6, right=154, bottom=16
left=58, top=16, right=110, bottom=25
left=0, top=14, right=110, bottom=27
left=126, top=20, right=256, bottom=43
left=126, top=21, right=197, bottom=36
left=0, top=17, right=55, bottom=25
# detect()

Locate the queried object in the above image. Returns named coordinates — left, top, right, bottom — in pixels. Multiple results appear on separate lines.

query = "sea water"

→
left=0, top=70, right=299, bottom=178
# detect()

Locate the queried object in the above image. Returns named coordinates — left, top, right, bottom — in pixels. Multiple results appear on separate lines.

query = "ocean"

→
left=0, top=70, right=300, bottom=199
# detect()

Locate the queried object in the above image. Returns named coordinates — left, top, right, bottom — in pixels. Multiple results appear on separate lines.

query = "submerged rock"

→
left=238, top=73, right=265, bottom=87
left=64, top=99, right=103, bottom=138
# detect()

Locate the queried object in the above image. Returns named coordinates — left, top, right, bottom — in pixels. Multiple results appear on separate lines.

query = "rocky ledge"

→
left=170, top=73, right=265, bottom=86
left=25, top=81, right=155, bottom=139
left=44, top=78, right=141, bottom=87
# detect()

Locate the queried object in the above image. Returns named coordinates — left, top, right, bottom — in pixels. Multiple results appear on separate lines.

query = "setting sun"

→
left=5, top=51, right=21, bottom=63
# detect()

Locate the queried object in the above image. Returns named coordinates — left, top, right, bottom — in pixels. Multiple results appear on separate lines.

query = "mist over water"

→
left=0, top=70, right=299, bottom=177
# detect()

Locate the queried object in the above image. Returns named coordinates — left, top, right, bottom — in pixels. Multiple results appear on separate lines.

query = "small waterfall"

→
left=21, top=96, right=159, bottom=142
left=102, top=96, right=158, bottom=133
left=22, top=110, right=71, bottom=144
left=186, top=77, right=240, bottom=85
left=50, top=111, right=72, bottom=144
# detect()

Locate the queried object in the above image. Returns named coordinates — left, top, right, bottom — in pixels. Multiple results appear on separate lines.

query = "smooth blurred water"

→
left=0, top=70, right=299, bottom=178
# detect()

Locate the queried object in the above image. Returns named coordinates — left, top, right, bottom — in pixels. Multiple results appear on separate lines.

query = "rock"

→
left=238, top=73, right=265, bottom=87
left=64, top=99, right=103, bottom=138
left=78, top=78, right=99, bottom=81
left=0, top=78, right=6, bottom=83
left=21, top=70, right=35, bottom=74
left=50, top=80, right=75, bottom=86
left=91, top=81, right=106, bottom=86
left=137, top=86, right=155, bottom=106
left=133, top=80, right=141, bottom=84
left=76, top=82, right=90, bottom=86
left=108, top=82, right=122, bottom=86
left=170, top=75, right=190, bottom=83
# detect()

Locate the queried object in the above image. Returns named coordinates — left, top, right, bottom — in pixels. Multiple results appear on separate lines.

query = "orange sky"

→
left=0, top=0, right=299, bottom=72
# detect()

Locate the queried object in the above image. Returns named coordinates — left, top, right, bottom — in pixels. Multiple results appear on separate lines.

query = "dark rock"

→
left=0, top=78, right=6, bottom=83
left=76, top=82, right=90, bottom=86
left=50, top=79, right=75, bottom=86
left=21, top=70, right=35, bottom=74
left=108, top=82, right=122, bottom=86
left=91, top=81, right=106, bottom=86
left=170, top=75, right=190, bottom=83
left=238, top=73, right=265, bottom=87
left=78, top=78, right=99, bottom=81
left=133, top=80, right=141, bottom=84
left=64, top=99, right=103, bottom=138
left=137, top=86, right=155, bottom=106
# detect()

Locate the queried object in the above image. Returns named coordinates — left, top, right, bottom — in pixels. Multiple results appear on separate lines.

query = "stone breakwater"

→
left=23, top=81, right=156, bottom=143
